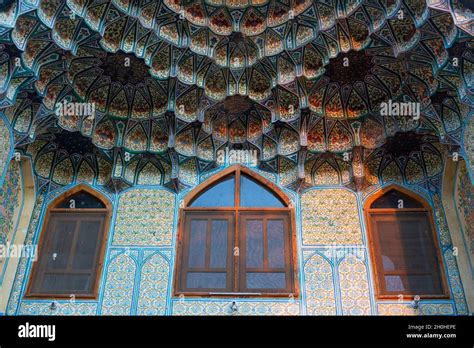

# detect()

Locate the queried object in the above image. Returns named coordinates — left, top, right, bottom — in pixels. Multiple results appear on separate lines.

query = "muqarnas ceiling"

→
left=0, top=0, right=472, bottom=193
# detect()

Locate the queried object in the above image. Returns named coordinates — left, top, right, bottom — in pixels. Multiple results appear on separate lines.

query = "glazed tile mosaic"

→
left=377, top=303, right=455, bottom=316
left=338, top=256, right=372, bottom=315
left=100, top=253, right=137, bottom=315
left=0, top=160, right=22, bottom=283
left=301, top=189, right=362, bottom=245
left=464, top=117, right=474, bottom=177
left=172, top=300, right=300, bottom=316
left=0, top=0, right=472, bottom=318
left=455, top=161, right=474, bottom=261
left=304, top=253, right=336, bottom=315
left=136, top=252, right=169, bottom=315
left=0, top=117, right=11, bottom=183
left=0, top=160, right=21, bottom=247
left=113, top=189, right=175, bottom=246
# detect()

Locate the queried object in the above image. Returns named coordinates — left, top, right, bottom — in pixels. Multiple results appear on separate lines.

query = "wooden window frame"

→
left=364, top=185, right=450, bottom=300
left=174, top=165, right=299, bottom=298
left=25, top=184, right=112, bottom=300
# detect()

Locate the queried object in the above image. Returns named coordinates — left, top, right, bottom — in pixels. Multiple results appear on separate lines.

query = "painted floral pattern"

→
left=301, top=189, right=362, bottom=245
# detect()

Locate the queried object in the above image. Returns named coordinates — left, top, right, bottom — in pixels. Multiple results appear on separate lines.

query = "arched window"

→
left=26, top=185, right=111, bottom=299
left=175, top=165, right=298, bottom=296
left=364, top=186, right=449, bottom=299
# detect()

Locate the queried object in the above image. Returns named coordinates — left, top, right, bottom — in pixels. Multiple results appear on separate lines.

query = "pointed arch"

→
left=183, top=164, right=292, bottom=207
left=48, top=183, right=112, bottom=210
left=363, top=184, right=449, bottom=299
left=25, top=184, right=111, bottom=299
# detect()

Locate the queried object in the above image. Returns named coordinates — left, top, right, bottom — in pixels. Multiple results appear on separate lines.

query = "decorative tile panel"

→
left=0, top=160, right=23, bottom=282
left=304, top=253, right=336, bottom=315
left=0, top=117, right=11, bottom=183
left=6, top=193, right=45, bottom=315
left=100, top=253, right=136, bottom=315
left=113, top=189, right=175, bottom=246
left=454, top=160, right=474, bottom=263
left=444, top=249, right=468, bottom=314
left=377, top=303, right=455, bottom=315
left=464, top=116, right=474, bottom=177
left=137, top=252, right=169, bottom=315
left=301, top=189, right=362, bottom=245
left=172, top=300, right=300, bottom=316
left=18, top=302, right=97, bottom=315
left=338, top=256, right=371, bottom=315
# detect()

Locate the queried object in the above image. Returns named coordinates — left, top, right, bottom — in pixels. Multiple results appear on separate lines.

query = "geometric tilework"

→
left=444, top=249, right=469, bottom=315
left=18, top=302, right=98, bottom=316
left=304, top=253, right=336, bottom=315
left=0, top=117, right=11, bottom=183
left=464, top=116, right=474, bottom=179
left=338, top=256, right=371, bottom=315
left=0, top=160, right=22, bottom=247
left=377, top=303, right=455, bottom=315
left=301, top=189, right=362, bottom=245
left=100, top=253, right=136, bottom=315
left=0, top=160, right=23, bottom=284
left=6, top=193, right=45, bottom=315
left=1, top=0, right=472, bottom=318
left=137, top=252, right=169, bottom=315
left=455, top=160, right=474, bottom=262
left=113, top=189, right=175, bottom=246
left=432, top=192, right=453, bottom=247
left=172, top=300, right=300, bottom=316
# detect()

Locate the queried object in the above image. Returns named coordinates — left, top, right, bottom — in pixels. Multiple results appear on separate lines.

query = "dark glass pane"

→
left=246, top=272, right=286, bottom=289
left=210, top=220, right=228, bottom=268
left=371, top=190, right=423, bottom=209
left=377, top=217, right=436, bottom=272
left=188, top=220, right=207, bottom=268
left=42, top=273, right=91, bottom=293
left=385, top=274, right=442, bottom=294
left=385, top=275, right=405, bottom=292
left=47, top=219, right=76, bottom=269
left=72, top=219, right=102, bottom=270
left=186, top=273, right=226, bottom=289
left=246, top=220, right=263, bottom=268
left=57, top=192, right=105, bottom=209
left=190, top=176, right=235, bottom=207
left=405, top=274, right=442, bottom=294
left=240, top=175, right=285, bottom=207
left=374, top=212, right=444, bottom=295
left=267, top=220, right=285, bottom=268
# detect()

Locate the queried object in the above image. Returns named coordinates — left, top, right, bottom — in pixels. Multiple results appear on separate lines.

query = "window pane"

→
left=377, top=219, right=436, bottom=271
left=47, top=219, right=76, bottom=269
left=372, top=212, right=444, bottom=295
left=247, top=273, right=286, bottom=289
left=385, top=274, right=442, bottom=294
left=267, top=220, right=285, bottom=268
left=188, top=220, right=207, bottom=268
left=240, top=175, right=284, bottom=207
left=404, top=274, right=442, bottom=294
left=210, top=220, right=228, bottom=268
left=42, top=273, right=91, bottom=293
left=370, top=190, right=423, bottom=208
left=246, top=220, right=263, bottom=268
left=72, top=219, right=102, bottom=270
left=186, top=273, right=227, bottom=289
left=190, top=176, right=235, bottom=207
left=385, top=275, right=405, bottom=292
left=57, top=192, right=105, bottom=208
